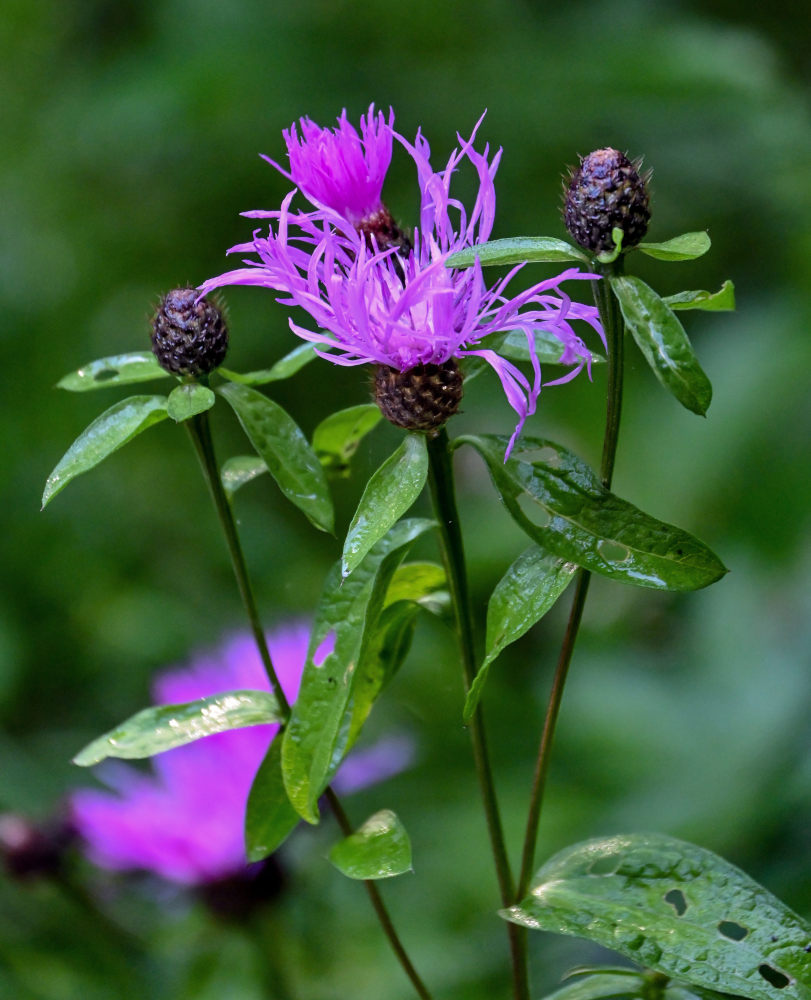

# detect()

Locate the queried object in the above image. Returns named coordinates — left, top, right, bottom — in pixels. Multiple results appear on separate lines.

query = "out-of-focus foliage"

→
left=1, top=0, right=809, bottom=996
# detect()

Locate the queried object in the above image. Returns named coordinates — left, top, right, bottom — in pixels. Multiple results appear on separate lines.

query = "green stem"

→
left=426, top=428, right=529, bottom=1000
left=516, top=258, right=626, bottom=900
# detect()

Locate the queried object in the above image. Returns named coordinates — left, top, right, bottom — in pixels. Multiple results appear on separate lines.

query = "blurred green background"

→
left=2, top=0, right=809, bottom=996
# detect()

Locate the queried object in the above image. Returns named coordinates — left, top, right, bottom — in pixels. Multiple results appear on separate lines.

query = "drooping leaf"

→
left=459, top=435, right=727, bottom=591
left=664, top=280, right=736, bottom=312
left=166, top=383, right=216, bottom=422
left=282, top=519, right=434, bottom=823
left=221, top=455, right=268, bottom=498
left=56, top=352, right=168, bottom=392
left=503, top=833, right=811, bottom=1000
left=342, top=434, right=428, bottom=578
left=312, top=404, right=382, bottom=477
left=245, top=737, right=300, bottom=862
left=636, top=232, right=711, bottom=261
left=218, top=381, right=333, bottom=533
left=447, top=236, right=588, bottom=269
left=611, top=275, right=712, bottom=415
left=217, top=343, right=318, bottom=385
left=42, top=395, right=169, bottom=508
left=328, top=809, right=412, bottom=880
left=73, top=690, right=282, bottom=766
left=464, top=546, right=576, bottom=721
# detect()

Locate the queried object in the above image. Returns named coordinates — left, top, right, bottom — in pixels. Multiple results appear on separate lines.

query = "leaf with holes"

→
left=312, top=404, right=382, bottom=477
left=664, top=280, right=735, bottom=312
left=447, top=236, right=589, bottom=268
left=459, top=435, right=727, bottom=591
left=342, top=434, right=428, bottom=578
left=245, top=738, right=300, bottom=862
left=611, top=275, right=712, bottom=415
left=218, top=343, right=318, bottom=385
left=328, top=809, right=412, bottom=880
left=56, top=352, right=168, bottom=392
left=464, top=546, right=576, bottom=721
left=503, top=833, right=811, bottom=1000
left=635, top=232, right=711, bottom=261
left=218, top=382, right=333, bottom=532
left=282, top=519, right=434, bottom=823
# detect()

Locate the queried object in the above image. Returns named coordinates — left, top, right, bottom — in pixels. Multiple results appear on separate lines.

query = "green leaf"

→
left=166, top=383, right=216, bottom=422
left=282, top=519, right=434, bottom=822
left=489, top=329, right=605, bottom=367
left=664, top=280, right=736, bottom=312
left=503, top=833, right=811, bottom=1000
left=636, top=231, right=711, bottom=261
left=459, top=435, right=727, bottom=591
left=221, top=455, right=268, bottom=498
left=447, top=236, right=588, bottom=268
left=597, top=227, right=624, bottom=264
left=342, top=434, right=428, bottom=578
left=464, top=546, right=576, bottom=721
left=539, top=971, right=648, bottom=1000
left=73, top=690, right=282, bottom=766
left=611, top=275, right=713, bottom=415
left=384, top=561, right=446, bottom=609
left=312, top=404, right=382, bottom=477
left=245, top=737, right=301, bottom=862
left=217, top=343, right=318, bottom=384
left=56, top=352, right=167, bottom=391
left=42, top=395, right=169, bottom=508
left=218, top=382, right=333, bottom=533
left=328, top=809, right=412, bottom=880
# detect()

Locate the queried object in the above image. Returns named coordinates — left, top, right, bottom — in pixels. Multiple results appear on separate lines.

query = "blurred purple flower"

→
left=71, top=625, right=413, bottom=886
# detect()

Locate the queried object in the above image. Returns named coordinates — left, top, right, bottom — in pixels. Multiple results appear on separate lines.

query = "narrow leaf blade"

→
left=664, top=280, right=736, bottom=312
left=73, top=690, right=282, bottom=765
left=56, top=352, right=167, bottom=392
left=611, top=275, right=712, bottom=415
left=313, top=404, right=382, bottom=477
left=448, top=237, right=588, bottom=268
left=218, top=382, right=334, bottom=532
left=42, top=395, right=169, bottom=508
left=328, top=809, right=412, bottom=880
left=245, top=737, right=300, bottom=862
left=166, top=383, right=216, bottom=422
left=218, top=343, right=318, bottom=385
left=636, top=232, right=711, bottom=261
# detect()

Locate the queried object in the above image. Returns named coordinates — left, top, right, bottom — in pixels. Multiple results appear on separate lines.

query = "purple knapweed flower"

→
left=200, top=112, right=604, bottom=456
left=71, top=625, right=413, bottom=886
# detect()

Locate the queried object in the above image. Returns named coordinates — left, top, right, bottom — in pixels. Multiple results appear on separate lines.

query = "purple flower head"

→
left=263, top=104, right=394, bottom=227
left=71, top=624, right=413, bottom=886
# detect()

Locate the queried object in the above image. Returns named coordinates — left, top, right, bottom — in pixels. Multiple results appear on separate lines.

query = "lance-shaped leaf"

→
left=42, top=395, right=169, bottom=508
left=221, top=455, right=268, bottom=498
left=342, top=434, right=428, bottom=578
left=57, top=352, right=168, bottom=391
left=282, top=519, right=434, bottom=823
left=503, top=833, right=811, bottom=1000
left=217, top=342, right=318, bottom=385
left=611, top=275, right=713, bottom=416
left=245, top=737, right=300, bottom=862
left=384, top=561, right=447, bottom=612
left=313, top=404, right=382, bottom=477
left=539, top=969, right=734, bottom=1000
left=328, top=809, right=412, bottom=880
left=636, top=231, right=711, bottom=261
left=218, top=382, right=333, bottom=533
left=464, top=546, right=576, bottom=721
left=448, top=236, right=588, bottom=268
left=460, top=435, right=726, bottom=591
left=664, top=280, right=736, bottom=312
left=73, top=690, right=282, bottom=766
left=167, top=383, right=215, bottom=422
left=490, top=329, right=605, bottom=367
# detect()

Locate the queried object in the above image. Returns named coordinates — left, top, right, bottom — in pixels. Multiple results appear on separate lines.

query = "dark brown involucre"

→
left=151, top=288, right=229, bottom=376
left=374, top=361, right=464, bottom=432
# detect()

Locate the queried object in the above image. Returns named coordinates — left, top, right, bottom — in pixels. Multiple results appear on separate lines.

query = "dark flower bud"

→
left=0, top=813, right=74, bottom=881
left=151, top=288, right=228, bottom=376
left=563, top=148, right=651, bottom=255
left=373, top=361, right=464, bottom=432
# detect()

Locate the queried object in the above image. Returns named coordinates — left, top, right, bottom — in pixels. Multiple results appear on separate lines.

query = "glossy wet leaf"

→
left=611, top=275, right=712, bottom=415
left=166, top=383, right=215, bottom=422
left=460, top=435, right=727, bottom=591
left=221, top=455, right=268, bottom=498
left=464, top=546, right=576, bottom=721
left=342, top=434, right=428, bottom=577
left=664, top=280, right=736, bottom=312
left=42, top=395, right=169, bottom=508
left=218, top=382, right=333, bottom=533
left=636, top=231, right=711, bottom=261
left=56, top=352, right=168, bottom=391
left=448, top=236, right=588, bottom=268
left=312, top=404, right=382, bottom=477
left=245, top=738, right=300, bottom=862
left=73, top=690, right=282, bottom=766
left=328, top=809, right=412, bottom=880
left=503, top=833, right=811, bottom=1000
left=282, top=519, right=433, bottom=822
left=217, top=343, right=318, bottom=385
